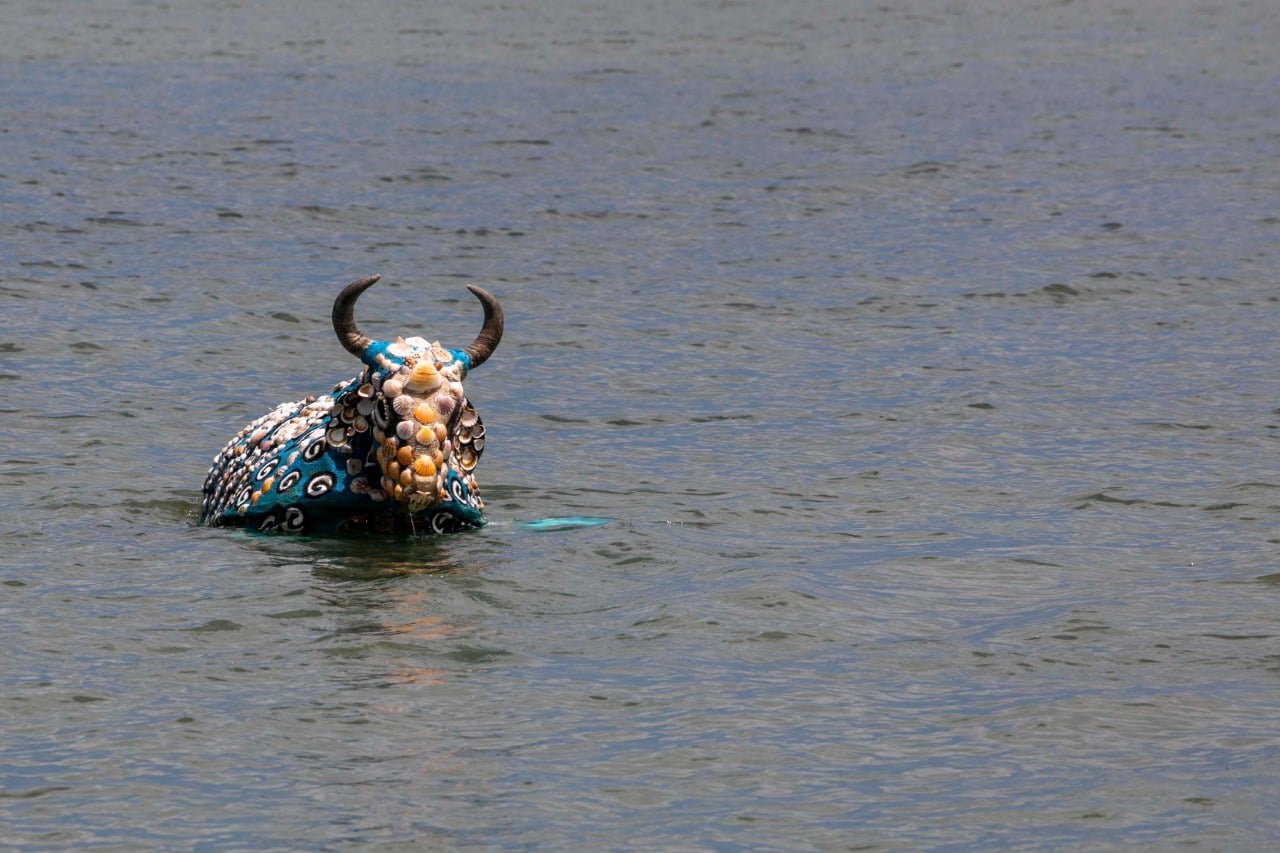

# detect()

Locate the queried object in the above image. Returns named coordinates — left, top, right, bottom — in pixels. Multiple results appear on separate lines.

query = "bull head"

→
left=199, top=275, right=503, bottom=535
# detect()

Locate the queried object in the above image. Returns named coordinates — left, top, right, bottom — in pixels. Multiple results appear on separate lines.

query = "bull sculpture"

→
left=199, top=275, right=502, bottom=535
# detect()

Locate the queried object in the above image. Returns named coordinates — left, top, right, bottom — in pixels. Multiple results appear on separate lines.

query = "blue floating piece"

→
left=521, top=516, right=611, bottom=531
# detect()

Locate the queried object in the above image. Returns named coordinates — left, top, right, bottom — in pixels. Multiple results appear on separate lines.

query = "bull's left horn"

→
left=332, top=274, right=381, bottom=357
left=462, top=285, right=504, bottom=369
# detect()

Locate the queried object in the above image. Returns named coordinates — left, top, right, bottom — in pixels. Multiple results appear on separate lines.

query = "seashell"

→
left=381, top=475, right=395, bottom=493
left=458, top=447, right=477, bottom=471
left=346, top=458, right=363, bottom=476
left=357, top=382, right=375, bottom=399
left=431, top=448, right=444, bottom=467
left=416, top=426, right=436, bottom=446
left=353, top=415, right=369, bottom=433
left=447, top=381, right=465, bottom=399
left=413, top=403, right=435, bottom=424
left=433, top=395, right=456, bottom=419
left=341, top=405, right=357, bottom=423
left=459, top=406, right=478, bottom=428
left=387, top=341, right=412, bottom=358
left=442, top=439, right=452, bottom=456
left=397, top=467, right=413, bottom=488
left=404, top=336, right=430, bottom=348
left=433, top=421, right=448, bottom=443
left=392, top=394, right=417, bottom=418
left=372, top=397, right=390, bottom=430
left=396, top=445, right=415, bottom=467
left=473, top=435, right=484, bottom=451
left=396, top=420, right=417, bottom=441
left=386, top=461, right=400, bottom=480
left=261, top=477, right=274, bottom=494
left=412, top=456, right=436, bottom=477
left=381, top=378, right=403, bottom=398
left=456, top=426, right=471, bottom=443
left=349, top=476, right=369, bottom=495
left=393, top=484, right=404, bottom=502
left=356, top=397, right=375, bottom=416
left=404, top=361, right=443, bottom=394
left=372, top=426, right=386, bottom=443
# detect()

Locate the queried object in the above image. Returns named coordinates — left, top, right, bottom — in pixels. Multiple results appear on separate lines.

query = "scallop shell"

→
left=413, top=403, right=435, bottom=424
left=326, top=425, right=347, bottom=446
left=399, top=467, right=414, bottom=487
left=396, top=420, right=417, bottom=441
left=412, top=456, right=436, bottom=477
left=356, top=397, right=375, bottom=416
left=396, top=445, right=415, bottom=467
left=381, top=378, right=404, bottom=398
left=458, top=447, right=477, bottom=471
left=433, top=395, right=456, bottom=419
left=416, top=426, right=436, bottom=446
left=404, top=361, right=443, bottom=394
left=392, top=394, right=417, bottom=418
left=357, top=382, right=375, bottom=399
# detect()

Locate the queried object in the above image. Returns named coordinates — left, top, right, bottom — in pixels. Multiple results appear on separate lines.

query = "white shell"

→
left=392, top=394, right=417, bottom=418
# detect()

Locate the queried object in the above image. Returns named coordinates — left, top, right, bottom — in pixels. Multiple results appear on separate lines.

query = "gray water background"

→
left=2, top=1, right=1278, bottom=849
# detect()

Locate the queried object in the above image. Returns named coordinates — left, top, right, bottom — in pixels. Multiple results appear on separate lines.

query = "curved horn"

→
left=332, top=274, right=381, bottom=358
left=462, top=285, right=504, bottom=369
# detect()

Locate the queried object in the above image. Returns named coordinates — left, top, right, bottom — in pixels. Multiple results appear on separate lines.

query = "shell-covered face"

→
left=199, top=274, right=503, bottom=535
left=367, top=338, right=485, bottom=513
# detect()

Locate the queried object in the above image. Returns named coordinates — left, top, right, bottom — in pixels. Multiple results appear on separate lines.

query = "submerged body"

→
left=199, top=275, right=502, bottom=535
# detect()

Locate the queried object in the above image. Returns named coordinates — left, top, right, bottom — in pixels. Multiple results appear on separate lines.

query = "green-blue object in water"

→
left=522, top=516, right=611, bottom=531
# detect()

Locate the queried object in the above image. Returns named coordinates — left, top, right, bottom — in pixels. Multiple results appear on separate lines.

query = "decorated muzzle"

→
left=199, top=275, right=503, bottom=535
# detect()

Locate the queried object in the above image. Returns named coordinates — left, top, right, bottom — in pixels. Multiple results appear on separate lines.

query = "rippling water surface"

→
left=3, top=1, right=1278, bottom=849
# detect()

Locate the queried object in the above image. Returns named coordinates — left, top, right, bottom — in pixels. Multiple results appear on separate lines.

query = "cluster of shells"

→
left=365, top=340, right=484, bottom=513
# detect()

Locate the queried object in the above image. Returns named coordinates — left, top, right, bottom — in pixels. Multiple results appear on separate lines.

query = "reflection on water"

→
left=2, top=0, right=1280, bottom=848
